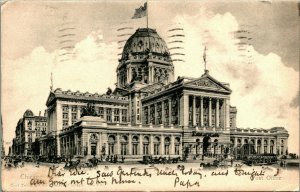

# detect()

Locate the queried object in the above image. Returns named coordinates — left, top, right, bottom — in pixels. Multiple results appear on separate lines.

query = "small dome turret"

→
left=23, top=109, right=34, bottom=117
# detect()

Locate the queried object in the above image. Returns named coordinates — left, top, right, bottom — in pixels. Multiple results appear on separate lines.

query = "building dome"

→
left=23, top=109, right=34, bottom=117
left=121, top=28, right=171, bottom=61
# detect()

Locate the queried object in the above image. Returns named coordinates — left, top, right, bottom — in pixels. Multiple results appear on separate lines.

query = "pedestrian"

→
left=231, top=158, right=233, bottom=167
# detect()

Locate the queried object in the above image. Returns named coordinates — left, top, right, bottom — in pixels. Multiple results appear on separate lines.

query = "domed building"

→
left=34, top=28, right=289, bottom=161
left=116, top=28, right=174, bottom=88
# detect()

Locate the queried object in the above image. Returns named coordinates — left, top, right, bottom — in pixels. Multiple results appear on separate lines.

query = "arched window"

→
left=257, top=140, right=261, bottom=154
left=153, top=136, right=160, bottom=155
left=270, top=140, right=274, bottom=154
left=132, top=136, right=139, bottom=155
left=120, top=135, right=128, bottom=155
left=264, top=140, right=268, bottom=154
left=164, top=137, right=170, bottom=155
left=143, top=136, right=149, bottom=155
left=108, top=135, right=116, bottom=155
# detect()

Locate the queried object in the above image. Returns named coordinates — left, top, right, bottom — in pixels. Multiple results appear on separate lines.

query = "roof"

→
left=46, top=88, right=129, bottom=107
left=121, top=28, right=171, bottom=61
left=141, top=70, right=232, bottom=102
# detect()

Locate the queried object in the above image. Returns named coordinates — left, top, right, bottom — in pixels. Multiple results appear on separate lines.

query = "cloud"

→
left=172, top=8, right=299, bottom=153
left=2, top=32, right=118, bottom=150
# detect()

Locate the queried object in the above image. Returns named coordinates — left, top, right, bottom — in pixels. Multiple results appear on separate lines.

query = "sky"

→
left=1, top=0, right=299, bottom=154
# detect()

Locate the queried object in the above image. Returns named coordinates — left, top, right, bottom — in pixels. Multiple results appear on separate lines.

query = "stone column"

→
left=283, top=139, right=287, bottom=155
left=278, top=140, right=281, bottom=155
left=139, top=134, right=143, bottom=155
left=261, top=138, right=264, bottom=154
left=126, top=67, right=129, bottom=84
left=161, top=101, right=165, bottom=125
left=129, top=67, right=132, bottom=83
left=87, top=134, right=91, bottom=156
left=74, top=133, right=78, bottom=155
left=171, top=135, right=175, bottom=155
left=274, top=139, right=277, bottom=155
left=180, top=94, right=189, bottom=128
left=150, top=135, right=154, bottom=155
left=216, top=99, right=219, bottom=128
left=161, top=135, right=165, bottom=155
left=148, top=106, right=151, bottom=125
left=128, top=134, right=132, bottom=155
left=225, top=98, right=230, bottom=129
left=103, top=107, right=107, bottom=122
left=77, top=106, right=81, bottom=120
left=154, top=103, right=158, bottom=125
left=116, top=134, right=120, bottom=155
left=254, top=139, right=258, bottom=153
left=68, top=106, right=72, bottom=126
left=56, top=136, right=61, bottom=156
left=200, top=97, right=204, bottom=127
left=112, top=108, right=115, bottom=123
left=193, top=96, right=196, bottom=126
left=267, top=138, right=271, bottom=154
left=168, top=99, right=172, bottom=126
left=234, top=137, right=238, bottom=148
left=120, top=109, right=123, bottom=123
left=208, top=98, right=212, bottom=127
left=98, top=133, right=102, bottom=156
left=221, top=99, right=225, bottom=129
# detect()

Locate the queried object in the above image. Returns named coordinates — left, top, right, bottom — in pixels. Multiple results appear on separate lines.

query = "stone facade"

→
left=11, top=110, right=47, bottom=157
left=11, top=28, right=289, bottom=160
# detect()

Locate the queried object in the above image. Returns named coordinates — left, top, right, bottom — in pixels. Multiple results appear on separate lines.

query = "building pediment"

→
left=184, top=75, right=231, bottom=93
left=139, top=82, right=165, bottom=93
left=46, top=92, right=56, bottom=106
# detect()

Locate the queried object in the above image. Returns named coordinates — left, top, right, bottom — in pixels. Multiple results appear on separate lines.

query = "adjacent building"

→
left=11, top=110, right=47, bottom=157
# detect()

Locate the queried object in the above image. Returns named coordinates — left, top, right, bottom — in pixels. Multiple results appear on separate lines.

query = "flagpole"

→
left=146, top=0, right=148, bottom=29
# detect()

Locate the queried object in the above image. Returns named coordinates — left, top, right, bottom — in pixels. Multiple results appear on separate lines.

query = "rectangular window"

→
left=143, top=144, right=149, bottom=155
left=106, top=108, right=112, bottom=122
left=63, top=120, right=68, bottom=128
left=71, top=113, right=77, bottom=120
left=62, top=105, right=69, bottom=112
left=150, top=105, right=155, bottom=124
left=121, top=109, right=127, bottom=122
left=63, top=113, right=68, bottom=119
left=114, top=108, right=119, bottom=122
left=171, top=98, right=178, bottom=125
left=164, top=100, right=169, bottom=125
left=154, top=144, right=160, bottom=155
left=114, top=116, right=119, bottom=122
left=144, top=107, right=148, bottom=124
left=121, top=144, right=127, bottom=155
left=132, top=144, right=138, bottom=155
left=71, top=106, right=77, bottom=112
left=157, top=102, right=162, bottom=124
left=99, top=107, right=104, bottom=118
